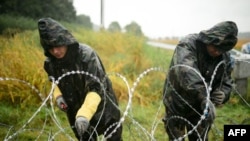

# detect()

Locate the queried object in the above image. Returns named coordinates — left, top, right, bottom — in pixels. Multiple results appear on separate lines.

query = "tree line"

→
left=0, top=0, right=144, bottom=37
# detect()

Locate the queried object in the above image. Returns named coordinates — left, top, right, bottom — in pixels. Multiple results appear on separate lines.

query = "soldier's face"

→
left=48, top=46, right=68, bottom=59
left=206, top=45, right=222, bottom=57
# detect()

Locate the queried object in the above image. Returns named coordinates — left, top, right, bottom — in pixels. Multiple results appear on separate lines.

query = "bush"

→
left=0, top=14, right=37, bottom=36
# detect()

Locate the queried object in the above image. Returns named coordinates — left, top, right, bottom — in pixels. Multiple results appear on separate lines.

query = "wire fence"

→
left=0, top=63, right=250, bottom=141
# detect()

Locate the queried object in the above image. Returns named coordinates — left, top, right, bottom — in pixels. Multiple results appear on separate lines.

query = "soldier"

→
left=38, top=17, right=122, bottom=141
left=162, top=21, right=238, bottom=141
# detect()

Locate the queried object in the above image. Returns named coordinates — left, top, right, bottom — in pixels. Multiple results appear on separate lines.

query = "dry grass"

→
left=0, top=28, right=169, bottom=105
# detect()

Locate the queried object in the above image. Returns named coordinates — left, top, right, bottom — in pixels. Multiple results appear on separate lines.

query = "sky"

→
left=73, top=0, right=250, bottom=38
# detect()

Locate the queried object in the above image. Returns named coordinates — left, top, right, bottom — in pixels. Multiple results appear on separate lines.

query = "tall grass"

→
left=0, top=31, right=47, bottom=106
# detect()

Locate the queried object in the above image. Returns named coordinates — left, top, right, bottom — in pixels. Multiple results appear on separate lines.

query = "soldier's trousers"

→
left=163, top=112, right=213, bottom=141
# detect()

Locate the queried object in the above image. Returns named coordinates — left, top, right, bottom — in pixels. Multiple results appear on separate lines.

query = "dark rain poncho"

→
left=163, top=21, right=238, bottom=116
left=38, top=18, right=121, bottom=134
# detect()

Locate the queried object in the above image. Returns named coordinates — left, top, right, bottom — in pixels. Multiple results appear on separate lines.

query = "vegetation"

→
left=107, top=21, right=122, bottom=33
left=0, top=16, right=250, bottom=141
left=0, top=0, right=76, bottom=22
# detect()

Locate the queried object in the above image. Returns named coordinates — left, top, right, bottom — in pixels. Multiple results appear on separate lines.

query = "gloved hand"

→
left=56, top=95, right=68, bottom=112
left=210, top=90, right=225, bottom=106
left=75, top=116, right=89, bottom=137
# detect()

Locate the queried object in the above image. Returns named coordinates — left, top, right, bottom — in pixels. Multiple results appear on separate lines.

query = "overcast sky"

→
left=73, top=0, right=250, bottom=38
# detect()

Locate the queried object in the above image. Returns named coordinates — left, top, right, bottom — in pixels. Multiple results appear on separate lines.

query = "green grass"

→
left=0, top=101, right=75, bottom=140
left=209, top=99, right=250, bottom=141
left=1, top=96, right=249, bottom=141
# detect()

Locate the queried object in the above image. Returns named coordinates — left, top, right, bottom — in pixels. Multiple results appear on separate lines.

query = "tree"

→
left=0, top=0, right=76, bottom=22
left=76, top=14, right=93, bottom=29
left=124, top=21, right=144, bottom=37
left=108, top=21, right=121, bottom=33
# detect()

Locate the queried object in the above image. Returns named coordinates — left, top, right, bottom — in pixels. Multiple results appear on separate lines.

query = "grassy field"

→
left=0, top=27, right=250, bottom=141
left=0, top=96, right=249, bottom=141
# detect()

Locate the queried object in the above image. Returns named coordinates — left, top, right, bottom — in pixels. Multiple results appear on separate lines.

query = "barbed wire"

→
left=0, top=61, right=250, bottom=141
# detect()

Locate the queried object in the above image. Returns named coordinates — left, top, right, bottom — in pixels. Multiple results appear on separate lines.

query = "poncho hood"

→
left=38, top=17, right=78, bottom=57
left=198, top=21, right=238, bottom=52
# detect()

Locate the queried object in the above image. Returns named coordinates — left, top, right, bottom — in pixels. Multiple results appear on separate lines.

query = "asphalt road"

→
left=147, top=41, right=176, bottom=50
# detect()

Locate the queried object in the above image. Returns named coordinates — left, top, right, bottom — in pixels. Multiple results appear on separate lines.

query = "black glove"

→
left=56, top=96, right=68, bottom=112
left=75, top=116, right=89, bottom=137
left=210, top=90, right=225, bottom=106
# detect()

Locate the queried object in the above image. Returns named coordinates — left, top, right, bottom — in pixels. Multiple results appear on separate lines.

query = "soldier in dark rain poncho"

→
left=162, top=21, right=238, bottom=141
left=38, top=17, right=122, bottom=141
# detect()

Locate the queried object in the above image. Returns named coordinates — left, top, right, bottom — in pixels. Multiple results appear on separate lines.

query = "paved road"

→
left=147, top=41, right=176, bottom=50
